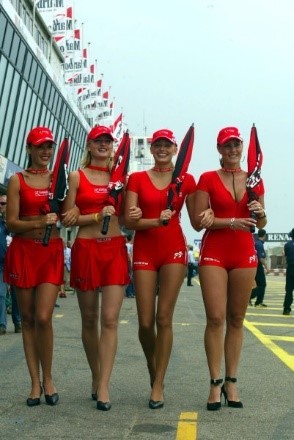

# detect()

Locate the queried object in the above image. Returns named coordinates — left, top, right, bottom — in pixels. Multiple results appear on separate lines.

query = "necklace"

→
left=152, top=166, right=174, bottom=172
left=25, top=168, right=49, bottom=174
left=221, top=167, right=242, bottom=173
left=87, top=165, right=109, bottom=172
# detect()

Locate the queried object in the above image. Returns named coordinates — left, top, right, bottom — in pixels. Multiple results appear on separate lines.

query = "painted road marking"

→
left=244, top=319, right=294, bottom=371
left=176, top=412, right=197, bottom=440
left=244, top=278, right=294, bottom=371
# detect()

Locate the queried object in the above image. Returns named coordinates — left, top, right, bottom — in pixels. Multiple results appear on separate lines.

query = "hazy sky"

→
left=74, top=0, right=294, bottom=244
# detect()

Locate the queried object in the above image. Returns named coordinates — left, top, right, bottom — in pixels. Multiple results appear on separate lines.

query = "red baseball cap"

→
left=217, top=127, right=243, bottom=146
left=151, top=129, right=177, bottom=145
left=26, top=127, right=56, bottom=146
left=87, top=126, right=114, bottom=141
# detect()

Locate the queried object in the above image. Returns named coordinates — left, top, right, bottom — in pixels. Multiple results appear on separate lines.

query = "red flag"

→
left=163, top=124, right=194, bottom=225
left=246, top=124, right=263, bottom=232
left=246, top=124, right=263, bottom=188
left=42, top=138, right=70, bottom=245
left=67, top=7, right=72, bottom=18
left=101, top=131, right=130, bottom=235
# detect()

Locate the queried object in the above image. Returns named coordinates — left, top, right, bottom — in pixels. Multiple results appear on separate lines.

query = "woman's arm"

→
left=60, top=171, right=80, bottom=226
left=191, top=189, right=258, bottom=232
left=186, top=191, right=214, bottom=230
left=124, top=190, right=169, bottom=230
left=248, top=194, right=267, bottom=228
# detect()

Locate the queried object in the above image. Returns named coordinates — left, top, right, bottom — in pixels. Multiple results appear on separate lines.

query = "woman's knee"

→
left=227, top=314, right=244, bottom=329
left=35, top=313, right=53, bottom=328
left=156, top=312, right=173, bottom=330
left=206, top=315, right=225, bottom=328
left=81, top=313, right=98, bottom=329
left=21, top=313, right=35, bottom=328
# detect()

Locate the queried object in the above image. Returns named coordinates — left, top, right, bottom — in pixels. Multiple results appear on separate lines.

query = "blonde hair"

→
left=80, top=141, right=114, bottom=172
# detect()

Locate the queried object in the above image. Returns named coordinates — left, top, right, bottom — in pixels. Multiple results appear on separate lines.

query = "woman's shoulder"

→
left=199, top=170, right=217, bottom=178
left=129, top=170, right=147, bottom=178
left=127, top=171, right=147, bottom=183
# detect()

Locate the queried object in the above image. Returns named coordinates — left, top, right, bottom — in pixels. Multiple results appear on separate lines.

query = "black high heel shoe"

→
left=43, top=383, right=59, bottom=406
left=207, top=378, right=223, bottom=411
left=26, top=385, right=43, bottom=407
left=97, top=400, right=111, bottom=411
left=221, top=377, right=243, bottom=408
left=149, top=399, right=164, bottom=409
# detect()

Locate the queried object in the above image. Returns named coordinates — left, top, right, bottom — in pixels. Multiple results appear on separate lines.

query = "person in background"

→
left=59, top=240, right=72, bottom=298
left=64, top=241, right=72, bottom=291
left=61, top=125, right=141, bottom=411
left=283, top=228, right=294, bottom=315
left=4, top=126, right=63, bottom=406
left=0, top=194, right=8, bottom=335
left=125, top=234, right=135, bottom=298
left=187, top=244, right=197, bottom=286
left=124, top=128, right=214, bottom=409
left=250, top=229, right=270, bottom=307
left=192, top=126, right=267, bottom=411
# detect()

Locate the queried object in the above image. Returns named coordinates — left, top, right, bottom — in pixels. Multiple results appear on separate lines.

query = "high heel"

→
left=97, top=400, right=111, bottom=411
left=26, top=385, right=43, bottom=407
left=221, top=377, right=243, bottom=408
left=43, top=383, right=59, bottom=406
left=149, top=399, right=164, bottom=409
left=207, top=378, right=223, bottom=411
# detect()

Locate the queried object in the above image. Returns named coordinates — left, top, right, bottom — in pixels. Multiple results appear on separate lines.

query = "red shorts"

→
left=133, top=226, right=187, bottom=271
left=70, top=236, right=129, bottom=291
left=4, top=237, right=64, bottom=288
left=199, top=230, right=257, bottom=270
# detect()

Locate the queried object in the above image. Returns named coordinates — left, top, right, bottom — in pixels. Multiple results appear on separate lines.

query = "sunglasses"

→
left=0, top=202, right=6, bottom=206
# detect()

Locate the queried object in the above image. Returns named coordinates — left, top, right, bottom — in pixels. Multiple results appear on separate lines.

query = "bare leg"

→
left=16, top=287, right=41, bottom=398
left=199, top=266, right=228, bottom=403
left=98, top=285, right=124, bottom=402
left=35, top=283, right=59, bottom=395
left=224, top=268, right=256, bottom=400
left=77, top=290, right=100, bottom=396
left=134, top=270, right=158, bottom=386
left=150, top=264, right=186, bottom=402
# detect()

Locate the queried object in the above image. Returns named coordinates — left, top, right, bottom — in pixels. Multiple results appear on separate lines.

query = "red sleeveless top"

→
left=17, top=173, right=49, bottom=217
left=75, top=170, right=112, bottom=215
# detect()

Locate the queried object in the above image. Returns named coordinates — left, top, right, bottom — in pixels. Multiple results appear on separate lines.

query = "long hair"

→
left=80, top=141, right=114, bottom=172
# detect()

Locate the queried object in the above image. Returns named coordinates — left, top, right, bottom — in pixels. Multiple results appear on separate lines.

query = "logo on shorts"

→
left=249, top=255, right=257, bottom=264
left=173, top=251, right=183, bottom=259
left=134, top=261, right=149, bottom=266
left=203, top=257, right=221, bottom=263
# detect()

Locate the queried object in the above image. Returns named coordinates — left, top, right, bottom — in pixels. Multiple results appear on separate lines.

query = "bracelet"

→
left=229, top=217, right=235, bottom=229
left=257, top=209, right=267, bottom=219
left=93, top=212, right=100, bottom=223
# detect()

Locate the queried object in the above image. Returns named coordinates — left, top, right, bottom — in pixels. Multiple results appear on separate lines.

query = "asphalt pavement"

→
left=1, top=276, right=293, bottom=439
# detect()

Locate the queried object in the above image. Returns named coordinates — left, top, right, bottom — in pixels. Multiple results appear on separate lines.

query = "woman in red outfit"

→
left=192, top=127, right=267, bottom=411
left=62, top=126, right=141, bottom=411
left=5, top=126, right=62, bottom=406
left=124, top=128, right=214, bottom=409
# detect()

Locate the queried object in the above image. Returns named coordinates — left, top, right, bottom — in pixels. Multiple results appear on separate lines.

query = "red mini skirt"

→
left=70, top=236, right=129, bottom=291
left=4, top=236, right=64, bottom=288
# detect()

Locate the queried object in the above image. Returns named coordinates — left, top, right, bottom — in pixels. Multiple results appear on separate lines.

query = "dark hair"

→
left=289, top=228, right=294, bottom=239
left=257, top=229, right=266, bottom=238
